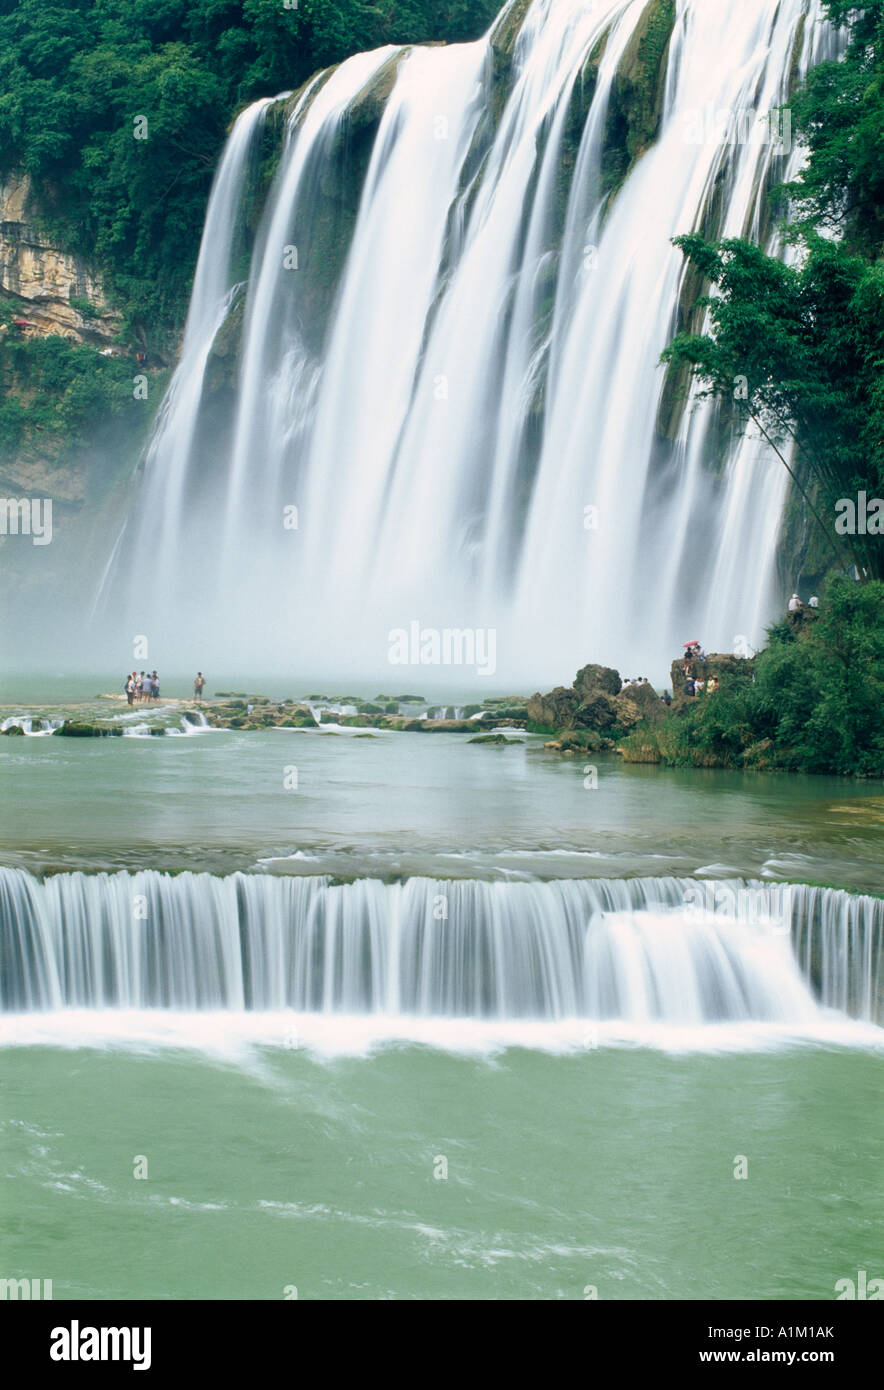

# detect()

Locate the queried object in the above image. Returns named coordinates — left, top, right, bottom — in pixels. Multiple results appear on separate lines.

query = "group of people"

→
left=621, top=676, right=652, bottom=690
left=683, top=675, right=718, bottom=697
left=788, top=592, right=819, bottom=612
left=122, top=671, right=207, bottom=705
left=125, top=670, right=160, bottom=705
left=681, top=637, right=717, bottom=698
left=682, top=639, right=707, bottom=662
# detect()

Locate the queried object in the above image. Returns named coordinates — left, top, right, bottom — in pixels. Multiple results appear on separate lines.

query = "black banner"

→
left=7, top=1299, right=879, bottom=1375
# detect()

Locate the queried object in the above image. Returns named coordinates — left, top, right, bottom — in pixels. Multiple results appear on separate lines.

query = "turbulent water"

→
left=105, top=0, right=833, bottom=683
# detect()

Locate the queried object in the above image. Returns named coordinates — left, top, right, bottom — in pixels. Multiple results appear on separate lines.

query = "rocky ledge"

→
left=0, top=171, right=121, bottom=346
left=528, top=663, right=668, bottom=750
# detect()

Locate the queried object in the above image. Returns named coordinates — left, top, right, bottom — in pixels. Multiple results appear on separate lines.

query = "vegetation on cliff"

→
left=621, top=578, right=884, bottom=775
left=0, top=321, right=163, bottom=458
left=0, top=0, right=501, bottom=338
left=602, top=0, right=676, bottom=193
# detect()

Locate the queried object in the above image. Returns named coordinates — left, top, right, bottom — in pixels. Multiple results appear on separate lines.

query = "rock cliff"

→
left=0, top=172, right=120, bottom=346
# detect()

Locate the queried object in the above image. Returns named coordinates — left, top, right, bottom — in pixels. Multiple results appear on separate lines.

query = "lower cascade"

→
left=0, top=869, right=879, bottom=1025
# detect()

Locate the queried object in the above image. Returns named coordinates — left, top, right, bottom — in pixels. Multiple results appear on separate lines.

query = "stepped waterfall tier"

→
left=103, top=0, right=834, bottom=682
left=2, top=869, right=880, bottom=1028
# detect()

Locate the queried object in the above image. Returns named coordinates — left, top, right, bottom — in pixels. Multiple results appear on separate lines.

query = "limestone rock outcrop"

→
left=0, top=171, right=120, bottom=345
left=531, top=660, right=672, bottom=736
left=574, top=663, right=622, bottom=699
left=527, top=686, right=579, bottom=729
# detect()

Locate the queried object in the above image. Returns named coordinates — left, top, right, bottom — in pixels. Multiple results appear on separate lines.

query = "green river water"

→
left=1, top=706, right=882, bottom=1300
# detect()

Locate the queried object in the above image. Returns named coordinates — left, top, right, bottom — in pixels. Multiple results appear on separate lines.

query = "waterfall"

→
left=115, top=96, right=276, bottom=603
left=1, top=870, right=879, bottom=1033
left=108, top=0, right=832, bottom=683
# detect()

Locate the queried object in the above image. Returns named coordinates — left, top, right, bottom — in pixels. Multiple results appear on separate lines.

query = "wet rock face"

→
left=573, top=690, right=621, bottom=730
left=617, top=680, right=667, bottom=724
left=531, top=660, right=679, bottom=737
left=602, top=0, right=677, bottom=194
left=527, top=686, right=579, bottom=729
left=0, top=171, right=120, bottom=345
left=529, top=662, right=643, bottom=735
left=574, top=663, right=622, bottom=699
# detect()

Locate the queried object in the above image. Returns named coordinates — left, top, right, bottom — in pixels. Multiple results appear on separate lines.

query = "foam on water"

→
left=1, top=1007, right=881, bottom=1059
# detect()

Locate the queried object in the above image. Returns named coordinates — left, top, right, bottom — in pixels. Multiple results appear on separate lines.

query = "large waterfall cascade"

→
left=108, top=0, right=833, bottom=684
left=2, top=869, right=879, bottom=1029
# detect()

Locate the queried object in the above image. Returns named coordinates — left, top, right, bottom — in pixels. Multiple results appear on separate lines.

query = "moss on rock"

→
left=601, top=0, right=676, bottom=196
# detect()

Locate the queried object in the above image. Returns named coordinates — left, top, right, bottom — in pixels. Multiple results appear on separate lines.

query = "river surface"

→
left=0, top=718, right=882, bottom=889
left=3, top=1044, right=882, bottom=1300
left=1, top=704, right=881, bottom=1300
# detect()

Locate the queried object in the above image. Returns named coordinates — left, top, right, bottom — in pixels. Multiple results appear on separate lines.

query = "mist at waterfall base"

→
left=69, top=0, right=834, bottom=687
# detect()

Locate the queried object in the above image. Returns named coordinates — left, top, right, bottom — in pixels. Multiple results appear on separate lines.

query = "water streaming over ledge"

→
left=1, top=871, right=879, bottom=1036
left=105, top=0, right=834, bottom=683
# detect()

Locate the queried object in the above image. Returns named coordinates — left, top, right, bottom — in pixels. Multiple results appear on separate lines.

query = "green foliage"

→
left=0, top=0, right=501, bottom=337
left=777, top=0, right=884, bottom=258
left=622, top=578, right=884, bottom=774
left=664, top=234, right=884, bottom=579
left=0, top=333, right=156, bottom=451
left=0, top=390, right=27, bottom=450
left=68, top=295, right=100, bottom=319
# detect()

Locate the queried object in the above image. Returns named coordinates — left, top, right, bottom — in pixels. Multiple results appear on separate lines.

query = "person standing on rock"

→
left=193, top=672, right=205, bottom=701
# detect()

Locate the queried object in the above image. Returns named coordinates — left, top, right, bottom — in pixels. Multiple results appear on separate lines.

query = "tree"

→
left=663, top=234, right=884, bottom=580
